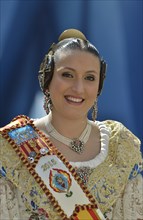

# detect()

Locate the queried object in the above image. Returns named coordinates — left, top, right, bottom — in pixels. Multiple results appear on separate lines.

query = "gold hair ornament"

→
left=58, top=29, right=87, bottom=42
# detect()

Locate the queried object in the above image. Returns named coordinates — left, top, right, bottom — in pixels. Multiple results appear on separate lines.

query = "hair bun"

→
left=58, top=29, right=87, bottom=41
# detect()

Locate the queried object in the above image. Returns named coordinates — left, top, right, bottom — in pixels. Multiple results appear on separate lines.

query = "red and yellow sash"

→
left=0, top=115, right=105, bottom=220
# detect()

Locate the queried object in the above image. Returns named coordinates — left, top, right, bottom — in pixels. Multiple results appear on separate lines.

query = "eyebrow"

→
left=57, top=66, right=98, bottom=75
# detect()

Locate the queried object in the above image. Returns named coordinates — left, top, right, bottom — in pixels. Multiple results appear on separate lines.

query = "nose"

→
left=71, top=79, right=84, bottom=94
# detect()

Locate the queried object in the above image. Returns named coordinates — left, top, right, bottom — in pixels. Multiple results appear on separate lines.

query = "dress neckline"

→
left=34, top=117, right=110, bottom=168
left=70, top=121, right=111, bottom=168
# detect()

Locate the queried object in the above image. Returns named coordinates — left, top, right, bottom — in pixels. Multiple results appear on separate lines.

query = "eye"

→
left=85, top=75, right=96, bottom=81
left=62, top=72, right=73, bottom=78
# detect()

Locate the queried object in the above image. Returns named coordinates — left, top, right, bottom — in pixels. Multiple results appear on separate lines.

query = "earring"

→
left=43, top=92, right=52, bottom=115
left=92, top=99, right=98, bottom=121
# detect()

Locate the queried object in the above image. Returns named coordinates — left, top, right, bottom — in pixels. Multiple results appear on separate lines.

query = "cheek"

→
left=49, top=78, right=66, bottom=96
left=87, top=84, right=99, bottom=98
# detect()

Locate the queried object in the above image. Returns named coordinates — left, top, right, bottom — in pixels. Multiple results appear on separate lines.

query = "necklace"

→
left=46, top=121, right=92, bottom=154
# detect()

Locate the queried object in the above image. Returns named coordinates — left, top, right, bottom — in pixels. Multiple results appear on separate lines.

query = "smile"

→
left=65, top=96, right=84, bottom=103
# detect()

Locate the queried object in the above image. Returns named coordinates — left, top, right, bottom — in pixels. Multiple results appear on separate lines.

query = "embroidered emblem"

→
left=8, top=125, right=38, bottom=145
left=49, top=168, right=73, bottom=197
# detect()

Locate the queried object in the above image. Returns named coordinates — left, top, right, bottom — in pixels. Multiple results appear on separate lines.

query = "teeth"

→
left=66, top=96, right=83, bottom=103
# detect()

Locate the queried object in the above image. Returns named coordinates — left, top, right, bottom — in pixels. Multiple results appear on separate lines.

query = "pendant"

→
left=70, top=139, right=84, bottom=154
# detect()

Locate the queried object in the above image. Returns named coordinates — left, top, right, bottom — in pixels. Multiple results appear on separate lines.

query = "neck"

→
left=49, top=112, right=89, bottom=139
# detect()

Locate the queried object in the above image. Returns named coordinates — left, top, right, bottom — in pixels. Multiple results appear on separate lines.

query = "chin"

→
left=64, top=112, right=87, bottom=120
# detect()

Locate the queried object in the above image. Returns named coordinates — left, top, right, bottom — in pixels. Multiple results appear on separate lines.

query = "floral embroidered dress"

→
left=0, top=116, right=143, bottom=220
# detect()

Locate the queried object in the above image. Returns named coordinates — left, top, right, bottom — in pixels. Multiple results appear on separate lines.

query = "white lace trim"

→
left=70, top=121, right=111, bottom=168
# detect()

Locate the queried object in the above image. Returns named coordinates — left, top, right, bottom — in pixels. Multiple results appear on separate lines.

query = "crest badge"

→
left=49, top=168, right=73, bottom=197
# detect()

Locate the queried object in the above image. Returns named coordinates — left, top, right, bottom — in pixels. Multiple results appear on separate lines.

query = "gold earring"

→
left=92, top=99, right=98, bottom=121
left=43, top=92, right=52, bottom=115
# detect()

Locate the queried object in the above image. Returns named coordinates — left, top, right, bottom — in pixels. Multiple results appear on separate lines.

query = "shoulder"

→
left=91, top=119, right=141, bottom=151
left=0, top=115, right=31, bottom=132
left=102, top=119, right=141, bottom=155
left=102, top=120, right=141, bottom=148
left=103, top=120, right=143, bottom=176
left=93, top=119, right=142, bottom=171
left=0, top=115, right=34, bottom=179
left=0, top=115, right=33, bottom=148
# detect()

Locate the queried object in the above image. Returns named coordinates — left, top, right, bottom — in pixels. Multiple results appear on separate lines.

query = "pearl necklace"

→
left=46, top=121, right=92, bottom=154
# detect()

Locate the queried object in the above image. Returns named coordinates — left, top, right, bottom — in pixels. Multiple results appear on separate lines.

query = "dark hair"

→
left=38, top=30, right=106, bottom=96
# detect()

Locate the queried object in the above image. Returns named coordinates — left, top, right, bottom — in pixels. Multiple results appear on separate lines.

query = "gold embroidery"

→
left=0, top=119, right=142, bottom=219
left=87, top=120, right=142, bottom=213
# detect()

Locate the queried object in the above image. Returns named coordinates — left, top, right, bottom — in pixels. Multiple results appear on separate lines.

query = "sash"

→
left=1, top=115, right=106, bottom=220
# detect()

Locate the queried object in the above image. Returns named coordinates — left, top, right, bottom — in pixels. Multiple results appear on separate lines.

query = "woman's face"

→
left=49, top=49, right=100, bottom=120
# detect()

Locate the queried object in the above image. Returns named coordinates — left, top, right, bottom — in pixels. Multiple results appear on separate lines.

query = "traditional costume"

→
left=0, top=115, right=143, bottom=220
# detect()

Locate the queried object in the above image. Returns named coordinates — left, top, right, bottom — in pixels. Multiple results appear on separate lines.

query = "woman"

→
left=0, top=29, right=143, bottom=220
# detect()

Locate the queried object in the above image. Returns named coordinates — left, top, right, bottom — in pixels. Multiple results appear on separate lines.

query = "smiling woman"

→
left=0, top=29, right=143, bottom=220
left=49, top=50, right=100, bottom=122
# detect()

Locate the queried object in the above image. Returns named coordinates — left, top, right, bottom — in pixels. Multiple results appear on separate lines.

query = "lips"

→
left=65, top=95, right=84, bottom=103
